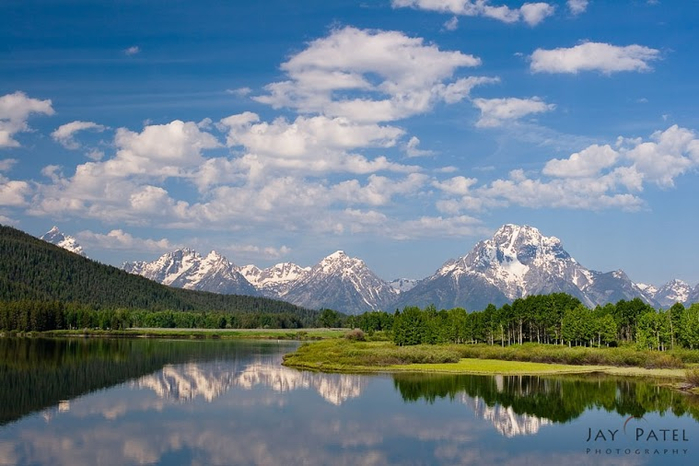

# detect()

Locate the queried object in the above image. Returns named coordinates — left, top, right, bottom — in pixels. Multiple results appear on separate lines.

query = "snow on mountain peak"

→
left=40, top=226, right=86, bottom=257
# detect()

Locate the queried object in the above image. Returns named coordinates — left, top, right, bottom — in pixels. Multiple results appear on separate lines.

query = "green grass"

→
left=36, top=328, right=346, bottom=340
left=282, top=339, right=695, bottom=378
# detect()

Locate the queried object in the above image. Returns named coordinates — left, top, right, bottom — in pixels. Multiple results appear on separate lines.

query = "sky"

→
left=1, top=0, right=698, bottom=286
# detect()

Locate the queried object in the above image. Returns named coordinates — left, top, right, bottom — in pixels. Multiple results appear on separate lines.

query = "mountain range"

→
left=41, top=224, right=699, bottom=315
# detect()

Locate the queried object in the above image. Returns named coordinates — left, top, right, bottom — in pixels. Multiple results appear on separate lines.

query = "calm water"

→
left=1, top=338, right=698, bottom=465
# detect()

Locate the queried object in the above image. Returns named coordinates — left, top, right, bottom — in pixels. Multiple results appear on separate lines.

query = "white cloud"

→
left=519, top=3, right=556, bottom=26
left=217, top=113, right=414, bottom=177
left=0, top=176, right=31, bottom=207
left=392, top=1, right=555, bottom=26
left=435, top=125, right=699, bottom=215
left=443, top=16, right=459, bottom=30
left=433, top=176, right=478, bottom=195
left=0, top=159, right=17, bottom=172
left=0, top=213, right=18, bottom=225
left=391, top=215, right=486, bottom=239
left=472, top=97, right=555, bottom=127
left=51, top=121, right=106, bottom=149
left=475, top=170, right=644, bottom=210
left=224, top=243, right=291, bottom=260
left=623, top=125, right=697, bottom=187
left=124, top=46, right=140, bottom=56
left=28, top=120, right=221, bottom=222
left=543, top=144, right=618, bottom=178
left=0, top=91, right=54, bottom=148
left=531, top=42, right=661, bottom=74
left=405, top=136, right=434, bottom=157
left=112, top=120, right=221, bottom=176
left=254, top=26, right=485, bottom=122
left=226, top=87, right=252, bottom=97
left=567, top=0, right=588, bottom=15
left=77, top=229, right=175, bottom=252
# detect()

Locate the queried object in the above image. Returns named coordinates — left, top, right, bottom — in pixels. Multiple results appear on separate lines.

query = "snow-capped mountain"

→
left=389, top=278, right=418, bottom=293
left=282, top=251, right=398, bottom=314
left=240, top=262, right=310, bottom=298
left=395, top=224, right=658, bottom=311
left=689, top=284, right=699, bottom=306
left=123, top=248, right=257, bottom=296
left=640, top=279, right=692, bottom=308
left=40, top=226, right=86, bottom=256
left=114, top=223, right=694, bottom=312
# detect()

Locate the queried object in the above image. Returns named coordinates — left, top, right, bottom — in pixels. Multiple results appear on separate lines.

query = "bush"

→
left=344, top=328, right=366, bottom=342
left=685, top=368, right=699, bottom=386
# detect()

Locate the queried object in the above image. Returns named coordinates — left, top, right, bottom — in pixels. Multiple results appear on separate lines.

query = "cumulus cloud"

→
left=543, top=144, right=618, bottom=178
left=472, top=97, right=555, bottom=127
left=567, top=0, right=588, bottom=15
left=224, top=244, right=292, bottom=260
left=124, top=46, right=140, bottom=56
left=0, top=91, right=54, bottom=148
left=51, top=121, right=106, bottom=149
left=443, top=16, right=459, bottom=30
left=622, top=125, right=699, bottom=187
left=254, top=26, right=486, bottom=122
left=217, top=113, right=415, bottom=177
left=531, top=42, right=661, bottom=74
left=29, top=120, right=220, bottom=222
left=0, top=176, right=31, bottom=207
left=112, top=120, right=221, bottom=176
left=433, top=176, right=478, bottom=195
left=519, top=3, right=556, bottom=26
left=436, top=125, right=699, bottom=215
left=77, top=229, right=175, bottom=252
left=404, top=136, right=434, bottom=158
left=392, top=1, right=555, bottom=26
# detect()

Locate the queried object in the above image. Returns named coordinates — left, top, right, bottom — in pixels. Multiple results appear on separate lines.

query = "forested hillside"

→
left=0, top=225, right=316, bottom=323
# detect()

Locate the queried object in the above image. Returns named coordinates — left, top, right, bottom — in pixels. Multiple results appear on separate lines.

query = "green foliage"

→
left=679, top=304, right=699, bottom=349
left=0, top=225, right=318, bottom=327
left=344, top=328, right=365, bottom=341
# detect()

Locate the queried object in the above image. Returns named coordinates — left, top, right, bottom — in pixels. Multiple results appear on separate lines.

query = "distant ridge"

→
left=33, top=223, right=699, bottom=314
left=0, top=225, right=315, bottom=322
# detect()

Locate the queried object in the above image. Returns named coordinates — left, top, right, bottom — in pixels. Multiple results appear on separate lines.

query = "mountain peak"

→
left=40, top=226, right=86, bottom=257
left=326, top=250, right=347, bottom=260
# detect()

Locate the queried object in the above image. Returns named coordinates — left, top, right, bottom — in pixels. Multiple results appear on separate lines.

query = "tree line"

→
left=0, top=300, right=310, bottom=332
left=347, top=293, right=699, bottom=350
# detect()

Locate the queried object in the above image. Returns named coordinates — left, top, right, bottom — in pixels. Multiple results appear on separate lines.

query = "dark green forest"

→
left=349, top=293, right=699, bottom=350
left=0, top=225, right=318, bottom=327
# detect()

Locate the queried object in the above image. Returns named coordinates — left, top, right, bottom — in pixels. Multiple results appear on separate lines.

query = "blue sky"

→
left=1, top=0, right=698, bottom=286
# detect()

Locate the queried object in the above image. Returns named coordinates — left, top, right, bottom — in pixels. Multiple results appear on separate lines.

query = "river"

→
left=0, top=338, right=697, bottom=465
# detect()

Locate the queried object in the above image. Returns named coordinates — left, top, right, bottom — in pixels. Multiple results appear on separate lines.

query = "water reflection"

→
left=1, top=338, right=698, bottom=465
left=133, top=359, right=367, bottom=405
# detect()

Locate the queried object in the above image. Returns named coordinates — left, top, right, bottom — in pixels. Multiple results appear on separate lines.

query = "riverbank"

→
left=1, top=328, right=346, bottom=340
left=282, top=339, right=699, bottom=384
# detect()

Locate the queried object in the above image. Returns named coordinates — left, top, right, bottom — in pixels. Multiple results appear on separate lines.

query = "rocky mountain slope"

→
left=40, top=226, right=86, bottom=256
left=40, top=225, right=696, bottom=314
left=394, top=224, right=660, bottom=311
left=123, top=248, right=257, bottom=296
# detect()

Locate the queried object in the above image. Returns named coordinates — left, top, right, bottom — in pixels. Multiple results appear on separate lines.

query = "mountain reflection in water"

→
left=133, top=360, right=367, bottom=406
left=2, top=338, right=699, bottom=466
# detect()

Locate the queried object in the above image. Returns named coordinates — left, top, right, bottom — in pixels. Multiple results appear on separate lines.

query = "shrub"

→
left=685, top=368, right=699, bottom=386
left=344, top=328, right=366, bottom=342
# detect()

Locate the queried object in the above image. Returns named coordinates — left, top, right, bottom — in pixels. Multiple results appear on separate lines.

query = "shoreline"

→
left=0, top=328, right=346, bottom=341
left=281, top=339, right=699, bottom=394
